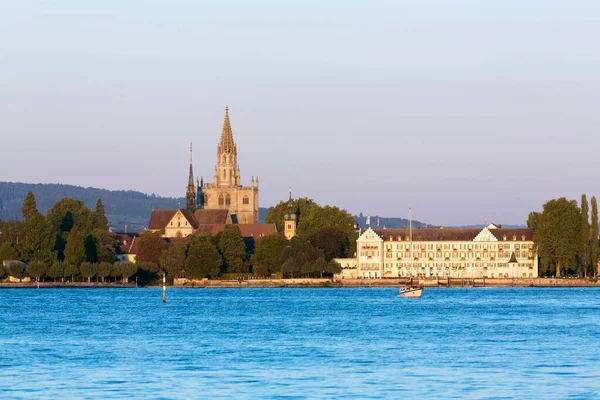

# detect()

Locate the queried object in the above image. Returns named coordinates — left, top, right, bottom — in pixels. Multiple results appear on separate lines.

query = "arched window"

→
left=223, top=169, right=226, bottom=179
left=225, top=194, right=231, bottom=206
left=243, top=196, right=249, bottom=205
left=178, top=222, right=181, bottom=227
left=218, top=194, right=224, bottom=206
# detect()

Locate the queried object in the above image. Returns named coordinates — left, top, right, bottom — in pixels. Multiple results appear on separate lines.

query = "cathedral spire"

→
left=218, top=105, right=236, bottom=154
left=186, top=143, right=196, bottom=212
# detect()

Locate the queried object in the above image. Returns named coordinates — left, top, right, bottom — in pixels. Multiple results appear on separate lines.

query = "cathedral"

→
left=186, top=106, right=259, bottom=224
left=148, top=106, right=265, bottom=239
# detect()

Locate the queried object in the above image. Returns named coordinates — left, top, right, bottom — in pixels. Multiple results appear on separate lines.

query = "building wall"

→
left=203, top=184, right=258, bottom=224
left=164, top=211, right=195, bottom=238
left=333, top=258, right=358, bottom=279
left=355, top=228, right=539, bottom=279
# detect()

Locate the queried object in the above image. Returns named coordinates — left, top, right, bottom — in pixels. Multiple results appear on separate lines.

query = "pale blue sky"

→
left=1, top=1, right=599, bottom=226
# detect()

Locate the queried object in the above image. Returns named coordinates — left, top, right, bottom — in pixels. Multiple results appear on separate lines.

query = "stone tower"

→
left=284, top=188, right=297, bottom=240
left=213, top=106, right=241, bottom=187
left=202, top=106, right=259, bottom=224
left=186, top=143, right=196, bottom=212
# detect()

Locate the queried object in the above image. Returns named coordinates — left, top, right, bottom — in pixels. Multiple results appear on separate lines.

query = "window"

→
left=178, top=222, right=180, bottom=227
left=225, top=194, right=231, bottom=206
left=287, top=224, right=291, bottom=229
left=243, top=196, right=249, bottom=205
left=218, top=194, right=224, bottom=206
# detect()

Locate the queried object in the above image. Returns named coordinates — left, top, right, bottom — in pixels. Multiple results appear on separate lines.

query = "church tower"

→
left=201, top=106, right=259, bottom=224
left=186, top=143, right=196, bottom=212
left=284, top=188, right=297, bottom=240
left=213, top=106, right=241, bottom=187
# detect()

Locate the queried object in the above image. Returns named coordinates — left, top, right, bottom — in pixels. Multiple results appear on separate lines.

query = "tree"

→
left=580, top=194, right=590, bottom=276
left=159, top=244, right=187, bottom=278
left=307, top=227, right=351, bottom=260
left=22, top=214, right=55, bottom=264
left=64, top=229, right=86, bottom=266
left=92, top=199, right=109, bottom=231
left=136, top=232, right=167, bottom=265
left=592, top=196, right=599, bottom=277
left=79, top=262, right=97, bottom=283
left=21, top=191, right=41, bottom=221
left=533, top=198, right=581, bottom=277
left=0, top=264, right=4, bottom=279
left=185, top=241, right=222, bottom=279
left=26, top=261, right=47, bottom=282
left=46, top=198, right=93, bottom=235
left=47, top=262, right=64, bottom=282
left=265, top=197, right=317, bottom=232
left=7, top=261, right=25, bottom=280
left=96, top=262, right=113, bottom=282
left=114, top=262, right=137, bottom=284
left=252, top=233, right=287, bottom=276
left=63, top=263, right=79, bottom=282
left=0, top=241, right=19, bottom=261
left=218, top=225, right=248, bottom=273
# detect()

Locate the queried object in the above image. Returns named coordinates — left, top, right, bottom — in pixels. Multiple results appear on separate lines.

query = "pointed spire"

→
left=188, top=143, right=194, bottom=188
left=186, top=143, right=196, bottom=212
left=218, top=105, right=236, bottom=154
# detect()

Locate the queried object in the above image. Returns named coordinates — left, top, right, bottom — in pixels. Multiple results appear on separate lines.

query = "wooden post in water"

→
left=162, top=274, right=166, bottom=303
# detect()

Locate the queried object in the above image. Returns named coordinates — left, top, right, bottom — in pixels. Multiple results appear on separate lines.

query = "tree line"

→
left=1, top=194, right=352, bottom=283
left=529, top=194, right=600, bottom=278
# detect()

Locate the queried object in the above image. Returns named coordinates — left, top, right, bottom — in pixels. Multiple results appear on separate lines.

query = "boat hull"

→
left=399, top=288, right=423, bottom=298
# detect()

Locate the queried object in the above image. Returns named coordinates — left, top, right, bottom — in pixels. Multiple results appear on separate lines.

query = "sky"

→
left=1, top=1, right=599, bottom=226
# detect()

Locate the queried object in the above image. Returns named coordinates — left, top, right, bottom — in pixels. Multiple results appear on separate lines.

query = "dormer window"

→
left=503, top=235, right=507, bottom=241
left=512, top=235, right=517, bottom=241
left=521, top=235, right=526, bottom=241
left=398, top=236, right=402, bottom=241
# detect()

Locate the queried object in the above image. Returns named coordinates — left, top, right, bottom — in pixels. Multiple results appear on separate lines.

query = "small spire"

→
left=289, top=186, right=292, bottom=201
left=190, top=142, right=193, bottom=164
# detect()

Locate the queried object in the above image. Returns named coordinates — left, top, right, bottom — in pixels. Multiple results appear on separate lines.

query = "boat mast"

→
left=409, top=207, right=413, bottom=277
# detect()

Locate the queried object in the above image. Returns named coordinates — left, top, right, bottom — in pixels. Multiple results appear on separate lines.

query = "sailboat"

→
left=398, top=207, right=424, bottom=298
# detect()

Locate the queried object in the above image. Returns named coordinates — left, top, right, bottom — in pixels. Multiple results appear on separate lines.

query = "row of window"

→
left=386, top=243, right=533, bottom=251
left=385, top=251, right=533, bottom=259
left=217, top=194, right=250, bottom=206
left=383, top=262, right=535, bottom=269
left=387, top=234, right=529, bottom=242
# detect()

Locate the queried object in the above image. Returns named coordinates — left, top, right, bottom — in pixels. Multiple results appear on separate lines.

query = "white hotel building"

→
left=335, top=224, right=538, bottom=279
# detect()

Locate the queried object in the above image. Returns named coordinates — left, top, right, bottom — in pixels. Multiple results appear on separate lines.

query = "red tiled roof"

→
left=193, top=209, right=229, bottom=225
left=115, top=233, right=140, bottom=255
left=194, top=223, right=276, bottom=238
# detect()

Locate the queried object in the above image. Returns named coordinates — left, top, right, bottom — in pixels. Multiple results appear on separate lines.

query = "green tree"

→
left=159, top=244, right=187, bottom=278
left=46, top=198, right=93, bottom=234
left=64, top=229, right=86, bottom=266
left=63, top=263, right=79, bottom=282
left=7, top=261, right=25, bottom=280
left=97, top=262, right=113, bottom=282
left=252, top=233, right=287, bottom=276
left=26, top=261, right=47, bottom=282
left=136, top=232, right=167, bottom=265
left=0, top=264, right=5, bottom=279
left=21, top=191, right=41, bottom=221
left=22, top=214, right=55, bottom=264
left=265, top=197, right=317, bottom=232
left=533, top=198, right=581, bottom=277
left=114, top=262, right=137, bottom=284
left=185, top=241, right=222, bottom=279
left=307, top=227, right=351, bottom=260
left=92, top=199, right=109, bottom=231
left=580, top=194, right=590, bottom=276
left=79, top=262, right=97, bottom=282
left=591, top=196, right=599, bottom=277
left=218, top=225, right=248, bottom=273
left=0, top=241, right=19, bottom=261
left=47, top=262, right=64, bottom=282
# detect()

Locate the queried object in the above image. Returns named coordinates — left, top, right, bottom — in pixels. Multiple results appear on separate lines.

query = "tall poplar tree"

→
left=591, top=196, right=599, bottom=277
left=21, top=192, right=40, bottom=221
left=218, top=225, right=248, bottom=273
left=580, top=194, right=590, bottom=276
left=21, top=192, right=54, bottom=263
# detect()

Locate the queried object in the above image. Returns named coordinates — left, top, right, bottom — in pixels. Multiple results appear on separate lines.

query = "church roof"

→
left=194, top=223, right=277, bottom=237
left=148, top=210, right=177, bottom=230
left=193, top=209, right=229, bottom=225
left=218, top=106, right=236, bottom=154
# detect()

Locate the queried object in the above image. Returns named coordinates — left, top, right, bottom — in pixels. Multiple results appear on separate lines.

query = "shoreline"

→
left=1, top=278, right=599, bottom=289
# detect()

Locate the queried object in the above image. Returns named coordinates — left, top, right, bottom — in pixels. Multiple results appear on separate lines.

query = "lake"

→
left=1, top=287, right=599, bottom=399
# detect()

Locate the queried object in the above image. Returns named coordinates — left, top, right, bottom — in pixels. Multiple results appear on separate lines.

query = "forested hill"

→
left=354, top=214, right=429, bottom=229
left=0, top=182, right=270, bottom=231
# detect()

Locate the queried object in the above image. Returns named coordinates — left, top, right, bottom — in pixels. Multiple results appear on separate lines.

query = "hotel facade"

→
left=335, top=224, right=538, bottom=279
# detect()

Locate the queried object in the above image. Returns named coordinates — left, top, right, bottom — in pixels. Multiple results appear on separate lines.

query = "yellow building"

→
left=339, top=224, right=538, bottom=279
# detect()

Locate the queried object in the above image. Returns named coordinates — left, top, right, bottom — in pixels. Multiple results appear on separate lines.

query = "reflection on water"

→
left=1, top=288, right=600, bottom=398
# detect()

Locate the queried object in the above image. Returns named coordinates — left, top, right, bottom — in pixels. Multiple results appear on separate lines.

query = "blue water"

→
left=1, top=288, right=600, bottom=399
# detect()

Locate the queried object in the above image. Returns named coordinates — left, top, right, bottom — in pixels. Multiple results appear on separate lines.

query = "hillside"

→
left=1, top=181, right=441, bottom=232
left=0, top=182, right=270, bottom=232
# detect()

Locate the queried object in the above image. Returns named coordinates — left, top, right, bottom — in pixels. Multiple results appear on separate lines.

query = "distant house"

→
left=115, top=233, right=140, bottom=263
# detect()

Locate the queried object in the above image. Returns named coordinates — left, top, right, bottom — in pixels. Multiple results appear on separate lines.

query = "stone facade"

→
left=193, top=106, right=259, bottom=224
